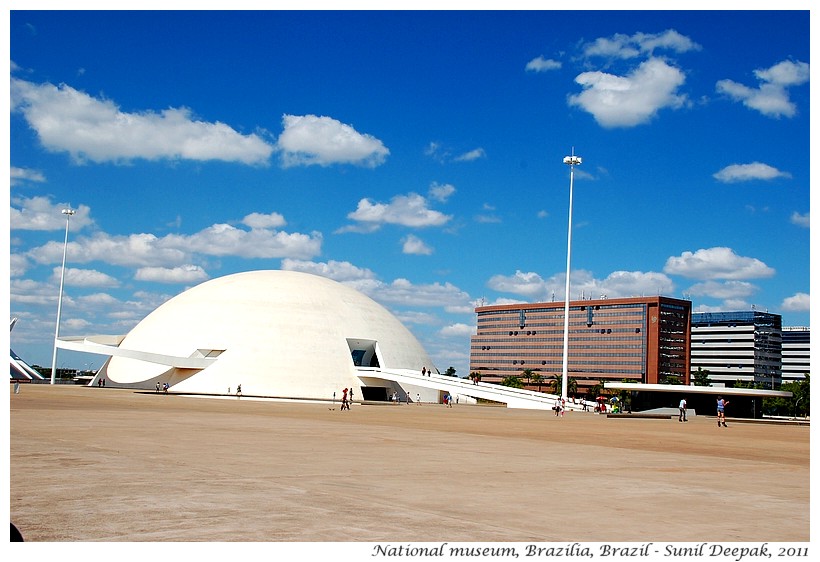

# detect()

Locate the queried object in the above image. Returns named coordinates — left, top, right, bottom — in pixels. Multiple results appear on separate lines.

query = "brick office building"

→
left=469, top=296, right=691, bottom=396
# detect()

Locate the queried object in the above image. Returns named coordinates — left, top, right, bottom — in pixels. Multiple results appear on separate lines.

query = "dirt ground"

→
left=8, top=385, right=810, bottom=545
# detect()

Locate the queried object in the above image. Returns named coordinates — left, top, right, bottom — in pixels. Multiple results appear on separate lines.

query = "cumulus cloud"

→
left=582, top=29, right=701, bottom=59
left=525, top=56, right=562, bottom=72
left=276, top=114, right=389, bottom=168
left=402, top=234, right=433, bottom=255
left=346, top=192, right=452, bottom=229
left=568, top=58, right=687, bottom=127
left=716, top=59, right=809, bottom=118
left=134, top=265, right=209, bottom=284
left=790, top=212, right=809, bottom=227
left=241, top=211, right=287, bottom=229
left=54, top=267, right=121, bottom=288
left=11, top=166, right=46, bottom=186
left=28, top=220, right=322, bottom=268
left=713, top=162, right=791, bottom=183
left=686, top=280, right=757, bottom=299
left=488, top=269, right=674, bottom=301
left=664, top=247, right=775, bottom=280
left=162, top=223, right=323, bottom=259
left=281, top=259, right=471, bottom=310
left=781, top=292, right=810, bottom=312
left=10, top=78, right=274, bottom=165
left=281, top=258, right=378, bottom=283
left=10, top=195, right=93, bottom=231
left=428, top=182, right=456, bottom=202
left=439, top=323, right=475, bottom=337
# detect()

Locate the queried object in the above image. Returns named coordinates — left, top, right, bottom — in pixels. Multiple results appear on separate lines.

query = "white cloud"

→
left=454, top=148, right=486, bottom=162
left=10, top=78, right=274, bottom=165
left=525, top=56, right=561, bottom=72
left=163, top=223, right=323, bottom=259
left=55, top=267, right=121, bottom=288
left=712, top=162, right=792, bottom=183
left=790, top=212, right=810, bottom=227
left=347, top=192, right=452, bottom=229
left=28, top=221, right=322, bottom=268
left=487, top=270, right=547, bottom=298
left=10, top=195, right=93, bottom=231
left=134, top=265, right=209, bottom=284
left=241, top=211, right=287, bottom=229
left=582, top=29, right=701, bottom=59
left=664, top=247, right=775, bottom=280
left=402, top=234, right=433, bottom=255
left=568, top=58, right=687, bottom=128
left=686, top=280, right=757, bottom=299
left=11, top=166, right=46, bottom=186
left=281, top=258, right=378, bottom=283
left=439, top=323, right=475, bottom=337
left=781, top=292, right=810, bottom=312
left=428, top=182, right=456, bottom=202
left=716, top=59, right=809, bottom=118
left=276, top=114, right=389, bottom=167
left=487, top=268, right=675, bottom=301
left=282, top=259, right=472, bottom=311
left=713, top=162, right=791, bottom=183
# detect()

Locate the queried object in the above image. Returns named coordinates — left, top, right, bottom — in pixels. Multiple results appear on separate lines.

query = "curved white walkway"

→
left=359, top=367, right=589, bottom=412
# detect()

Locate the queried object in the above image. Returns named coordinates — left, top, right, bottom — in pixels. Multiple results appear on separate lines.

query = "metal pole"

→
left=561, top=152, right=581, bottom=401
left=50, top=208, right=75, bottom=385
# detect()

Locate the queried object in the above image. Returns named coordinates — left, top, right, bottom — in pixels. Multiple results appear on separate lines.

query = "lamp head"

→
left=61, top=208, right=76, bottom=216
left=563, top=156, right=582, bottom=165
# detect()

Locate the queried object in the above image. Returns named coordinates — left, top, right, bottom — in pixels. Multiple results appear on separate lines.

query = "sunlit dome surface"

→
left=98, top=270, right=435, bottom=399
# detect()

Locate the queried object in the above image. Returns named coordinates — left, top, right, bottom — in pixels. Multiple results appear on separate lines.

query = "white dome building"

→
left=77, top=270, right=439, bottom=402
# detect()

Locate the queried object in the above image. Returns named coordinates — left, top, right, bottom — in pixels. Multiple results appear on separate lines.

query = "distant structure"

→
left=469, top=296, right=692, bottom=397
left=781, top=326, right=810, bottom=384
left=10, top=318, right=44, bottom=381
left=690, top=311, right=782, bottom=389
left=57, top=270, right=440, bottom=402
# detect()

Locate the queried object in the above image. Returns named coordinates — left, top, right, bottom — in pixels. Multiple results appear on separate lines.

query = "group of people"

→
left=155, top=382, right=169, bottom=393
left=678, top=396, right=729, bottom=426
left=443, top=393, right=455, bottom=407
left=553, top=398, right=566, bottom=416
left=96, top=378, right=106, bottom=387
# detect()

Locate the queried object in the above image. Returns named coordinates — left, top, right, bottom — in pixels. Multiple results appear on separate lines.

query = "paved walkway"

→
left=9, top=385, right=809, bottom=543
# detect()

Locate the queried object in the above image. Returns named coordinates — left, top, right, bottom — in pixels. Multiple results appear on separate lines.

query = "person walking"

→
left=716, top=396, right=729, bottom=427
left=341, top=387, right=349, bottom=411
left=236, top=384, right=242, bottom=398
left=679, top=398, right=688, bottom=422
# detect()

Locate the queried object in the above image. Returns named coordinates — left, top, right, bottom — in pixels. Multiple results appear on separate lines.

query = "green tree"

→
left=531, top=372, right=544, bottom=393
left=520, top=369, right=534, bottom=388
left=444, top=366, right=457, bottom=377
left=501, top=375, right=524, bottom=389
left=469, top=371, right=482, bottom=384
left=549, top=374, right=578, bottom=396
left=692, top=367, right=712, bottom=386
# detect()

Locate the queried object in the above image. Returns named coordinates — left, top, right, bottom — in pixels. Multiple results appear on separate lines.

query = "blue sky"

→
left=7, top=9, right=812, bottom=378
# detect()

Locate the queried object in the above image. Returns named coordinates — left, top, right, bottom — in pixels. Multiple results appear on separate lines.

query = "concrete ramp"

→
left=358, top=367, right=590, bottom=412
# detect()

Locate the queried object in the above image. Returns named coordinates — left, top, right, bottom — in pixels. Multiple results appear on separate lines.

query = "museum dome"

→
left=97, top=270, right=436, bottom=400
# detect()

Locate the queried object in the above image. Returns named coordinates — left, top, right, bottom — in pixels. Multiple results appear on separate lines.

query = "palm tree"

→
left=501, top=375, right=524, bottom=389
left=520, top=368, right=534, bottom=389
left=550, top=374, right=562, bottom=395
left=531, top=372, right=544, bottom=393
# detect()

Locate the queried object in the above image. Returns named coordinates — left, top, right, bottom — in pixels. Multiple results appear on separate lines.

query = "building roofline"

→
left=604, top=382, right=792, bottom=398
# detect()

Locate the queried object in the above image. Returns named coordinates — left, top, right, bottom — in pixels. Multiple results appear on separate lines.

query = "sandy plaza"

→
left=8, top=384, right=810, bottom=549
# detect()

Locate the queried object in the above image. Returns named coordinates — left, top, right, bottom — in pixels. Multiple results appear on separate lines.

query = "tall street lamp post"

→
left=561, top=152, right=582, bottom=401
left=50, top=208, right=75, bottom=385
